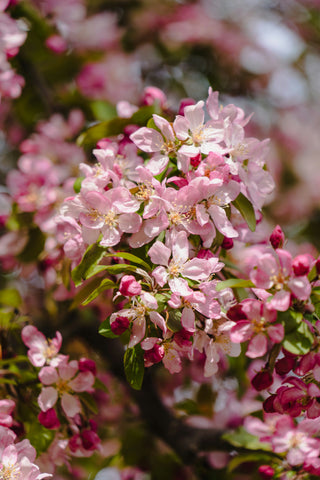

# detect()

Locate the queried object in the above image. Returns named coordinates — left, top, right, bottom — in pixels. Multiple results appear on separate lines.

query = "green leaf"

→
left=227, top=453, right=280, bottom=473
left=278, top=310, right=303, bottom=334
left=26, top=421, right=55, bottom=455
left=94, top=377, right=109, bottom=393
left=70, top=276, right=104, bottom=309
left=96, top=263, right=139, bottom=275
left=79, top=391, right=98, bottom=414
left=167, top=310, right=182, bottom=332
left=124, top=345, right=145, bottom=390
left=104, top=252, right=151, bottom=271
left=174, top=399, right=199, bottom=415
left=223, top=427, right=271, bottom=451
left=90, top=100, right=117, bottom=121
left=232, top=193, right=256, bottom=232
left=215, top=278, right=255, bottom=291
left=99, top=317, right=119, bottom=339
left=81, top=278, right=116, bottom=306
left=0, top=355, right=28, bottom=367
left=0, top=289, right=22, bottom=308
left=71, top=242, right=108, bottom=286
left=283, top=320, right=314, bottom=355
left=73, top=176, right=84, bottom=193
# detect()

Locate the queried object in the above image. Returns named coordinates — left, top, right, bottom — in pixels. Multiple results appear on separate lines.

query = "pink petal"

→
left=118, top=213, right=141, bottom=233
left=69, top=371, right=95, bottom=392
left=38, top=387, right=58, bottom=412
left=61, top=393, right=81, bottom=418
left=38, top=366, right=59, bottom=385
left=181, top=307, right=195, bottom=332
left=288, top=276, right=311, bottom=301
left=267, top=324, right=284, bottom=343
left=149, top=311, right=167, bottom=333
left=148, top=241, right=171, bottom=266
left=208, top=205, right=238, bottom=238
left=130, top=127, right=163, bottom=153
left=246, top=333, right=268, bottom=358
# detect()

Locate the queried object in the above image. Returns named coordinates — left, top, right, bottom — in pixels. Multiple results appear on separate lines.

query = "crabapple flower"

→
left=38, top=359, right=95, bottom=418
left=21, top=325, right=65, bottom=367
left=0, top=427, right=51, bottom=479
left=229, top=299, right=284, bottom=358
left=0, top=399, right=15, bottom=427
left=148, top=230, right=221, bottom=295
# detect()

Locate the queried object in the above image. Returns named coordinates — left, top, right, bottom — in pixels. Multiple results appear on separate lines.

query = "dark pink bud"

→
left=119, top=275, right=141, bottom=297
left=258, top=465, right=275, bottom=480
left=263, top=395, right=276, bottom=413
left=110, top=316, right=130, bottom=335
left=197, top=249, right=214, bottom=260
left=227, top=304, right=247, bottom=322
left=269, top=225, right=285, bottom=249
left=79, top=358, right=96, bottom=375
left=45, top=35, right=67, bottom=54
left=81, top=429, right=100, bottom=451
left=69, top=434, right=81, bottom=452
left=38, top=408, right=60, bottom=429
left=178, top=98, right=196, bottom=116
left=174, top=328, right=193, bottom=347
left=251, top=369, right=273, bottom=391
left=221, top=237, right=234, bottom=250
left=141, top=86, right=167, bottom=108
left=190, top=153, right=202, bottom=167
left=316, top=257, right=320, bottom=275
left=292, top=254, right=313, bottom=276
left=144, top=344, right=165, bottom=365
left=275, top=355, right=295, bottom=376
left=96, top=138, right=112, bottom=149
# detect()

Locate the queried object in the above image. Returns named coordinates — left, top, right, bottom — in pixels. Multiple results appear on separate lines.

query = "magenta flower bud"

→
left=292, top=254, right=313, bottom=276
left=197, top=249, right=214, bottom=260
left=178, top=98, right=196, bottom=116
left=96, top=138, right=112, bottom=149
left=269, top=225, right=285, bottom=249
left=258, top=465, right=275, bottom=480
left=221, top=237, right=234, bottom=250
left=79, top=358, right=97, bottom=375
left=119, top=275, right=141, bottom=297
left=190, top=153, right=202, bottom=167
left=263, top=395, right=276, bottom=413
left=251, top=369, right=273, bottom=391
left=227, top=304, right=247, bottom=322
left=275, top=355, right=295, bottom=376
left=316, top=257, right=320, bottom=275
left=110, top=316, right=130, bottom=335
left=141, top=86, right=167, bottom=108
left=38, top=408, right=60, bottom=429
left=45, top=35, right=67, bottom=54
left=174, top=328, right=193, bottom=347
left=81, top=430, right=100, bottom=451
left=144, top=344, right=165, bottom=365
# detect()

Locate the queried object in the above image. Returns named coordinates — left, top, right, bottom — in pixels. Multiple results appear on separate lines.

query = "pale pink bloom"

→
left=0, top=427, right=51, bottom=479
left=148, top=230, right=218, bottom=295
left=229, top=299, right=284, bottom=358
left=56, top=215, right=85, bottom=262
left=250, top=248, right=311, bottom=311
left=110, top=292, right=167, bottom=348
left=130, top=114, right=176, bottom=175
left=22, top=325, right=65, bottom=367
left=38, top=359, right=95, bottom=418
left=0, top=399, right=15, bottom=427
left=62, top=188, right=141, bottom=247
left=271, top=416, right=320, bottom=466
left=173, top=100, right=225, bottom=157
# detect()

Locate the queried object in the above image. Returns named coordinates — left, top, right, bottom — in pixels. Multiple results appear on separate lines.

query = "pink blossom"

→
left=37, top=359, right=95, bottom=418
left=119, top=275, right=142, bottom=297
left=21, top=325, right=65, bottom=367
left=0, top=399, right=15, bottom=427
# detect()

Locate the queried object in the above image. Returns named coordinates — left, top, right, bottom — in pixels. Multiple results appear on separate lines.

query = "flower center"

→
left=103, top=211, right=117, bottom=227
left=0, top=463, right=21, bottom=480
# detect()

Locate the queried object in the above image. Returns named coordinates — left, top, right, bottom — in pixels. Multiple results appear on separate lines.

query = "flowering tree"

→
left=1, top=1, right=320, bottom=479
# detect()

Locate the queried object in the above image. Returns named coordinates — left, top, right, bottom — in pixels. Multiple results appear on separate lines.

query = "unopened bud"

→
left=269, top=225, right=285, bottom=249
left=119, top=275, right=141, bottom=297
left=258, top=465, right=275, bottom=480
left=251, top=369, right=273, bottom=391
left=38, top=408, right=60, bottom=429
left=110, top=316, right=130, bottom=335
left=292, top=254, right=313, bottom=276
left=221, top=237, right=234, bottom=250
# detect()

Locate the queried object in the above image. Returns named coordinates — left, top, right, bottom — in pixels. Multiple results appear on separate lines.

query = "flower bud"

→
left=119, top=275, right=141, bottom=297
left=178, top=98, right=196, bottom=116
left=141, top=86, right=167, bottom=108
left=81, top=429, right=100, bottom=451
left=269, top=225, right=285, bottom=249
left=258, top=465, right=275, bottom=480
left=292, top=254, right=313, bottom=276
left=79, top=358, right=97, bottom=375
left=45, top=35, right=67, bottom=54
left=110, top=316, right=130, bottom=335
left=221, top=237, right=234, bottom=250
left=251, top=369, right=273, bottom=391
left=38, top=408, right=60, bottom=429
left=227, top=304, right=247, bottom=322
left=144, top=344, right=165, bottom=366
left=190, top=153, right=202, bottom=167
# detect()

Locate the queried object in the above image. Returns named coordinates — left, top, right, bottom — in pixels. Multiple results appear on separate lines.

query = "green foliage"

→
left=279, top=310, right=314, bottom=354
left=71, top=242, right=108, bottom=286
left=215, top=278, right=255, bottom=291
left=124, top=344, right=145, bottom=390
left=104, top=252, right=151, bottom=271
left=26, top=421, right=55, bottom=455
left=232, top=193, right=256, bottom=232
left=0, top=289, right=22, bottom=308
left=167, top=310, right=182, bottom=332
left=223, top=426, right=271, bottom=451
